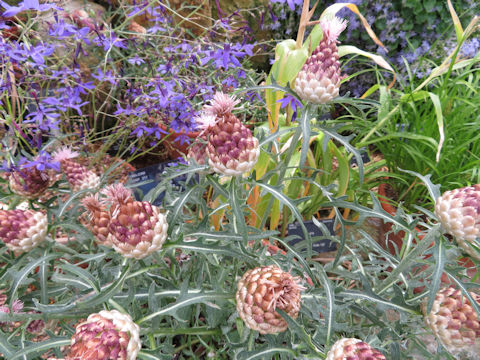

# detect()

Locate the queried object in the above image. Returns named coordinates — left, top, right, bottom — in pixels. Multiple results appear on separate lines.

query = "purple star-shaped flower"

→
left=277, top=94, right=302, bottom=122
left=0, top=0, right=62, bottom=17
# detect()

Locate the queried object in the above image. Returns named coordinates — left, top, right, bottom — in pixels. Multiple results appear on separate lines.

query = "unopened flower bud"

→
left=435, top=185, right=480, bottom=259
left=235, top=265, right=304, bottom=334
left=422, top=286, right=480, bottom=359
left=81, top=194, right=112, bottom=246
left=9, top=166, right=51, bottom=199
left=294, top=17, right=347, bottom=104
left=0, top=208, right=47, bottom=252
left=67, top=310, right=141, bottom=360
left=201, top=92, right=259, bottom=176
left=53, top=147, right=100, bottom=192
left=326, top=338, right=386, bottom=360
left=102, top=184, right=168, bottom=259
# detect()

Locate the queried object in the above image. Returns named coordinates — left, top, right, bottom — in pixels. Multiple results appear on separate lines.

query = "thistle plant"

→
left=186, top=114, right=213, bottom=168
left=102, top=183, right=168, bottom=259
left=67, top=310, right=141, bottom=360
left=435, top=184, right=480, bottom=259
left=53, top=147, right=100, bottom=192
left=326, top=338, right=386, bottom=360
left=0, top=1, right=480, bottom=360
left=8, top=165, right=52, bottom=199
left=198, top=92, right=260, bottom=177
left=81, top=194, right=112, bottom=247
left=235, top=265, right=304, bottom=334
left=294, top=16, right=347, bottom=104
left=422, top=287, right=480, bottom=359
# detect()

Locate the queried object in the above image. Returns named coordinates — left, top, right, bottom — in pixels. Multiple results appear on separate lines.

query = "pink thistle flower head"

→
left=203, top=92, right=240, bottom=117
left=102, top=183, right=133, bottom=206
left=320, top=16, right=347, bottom=43
left=53, top=147, right=80, bottom=162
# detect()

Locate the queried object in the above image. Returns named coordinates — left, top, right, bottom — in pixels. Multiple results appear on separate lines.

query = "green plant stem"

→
left=107, top=299, right=128, bottom=314
left=143, top=327, right=221, bottom=336
left=247, top=330, right=255, bottom=351
left=148, top=334, right=156, bottom=349
left=259, top=123, right=302, bottom=230
left=125, top=265, right=161, bottom=280
left=174, top=339, right=200, bottom=354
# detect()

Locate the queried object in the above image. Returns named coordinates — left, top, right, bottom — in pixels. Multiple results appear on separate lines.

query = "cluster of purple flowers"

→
left=0, top=0, right=261, bottom=164
left=1, top=151, right=60, bottom=173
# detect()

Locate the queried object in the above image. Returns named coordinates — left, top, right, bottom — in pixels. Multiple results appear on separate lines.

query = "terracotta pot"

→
left=377, top=183, right=425, bottom=254
left=159, top=124, right=200, bottom=159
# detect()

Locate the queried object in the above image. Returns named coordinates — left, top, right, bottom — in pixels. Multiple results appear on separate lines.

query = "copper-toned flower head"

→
left=435, top=184, right=480, bottom=259
left=67, top=310, right=141, bottom=360
left=81, top=194, right=111, bottom=246
left=294, top=16, right=347, bottom=104
left=422, top=286, right=480, bottom=358
left=9, top=166, right=51, bottom=199
left=235, top=265, right=304, bottom=334
left=102, top=184, right=168, bottom=259
left=326, top=338, right=386, bottom=360
left=53, top=147, right=100, bottom=192
left=0, top=208, right=47, bottom=252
